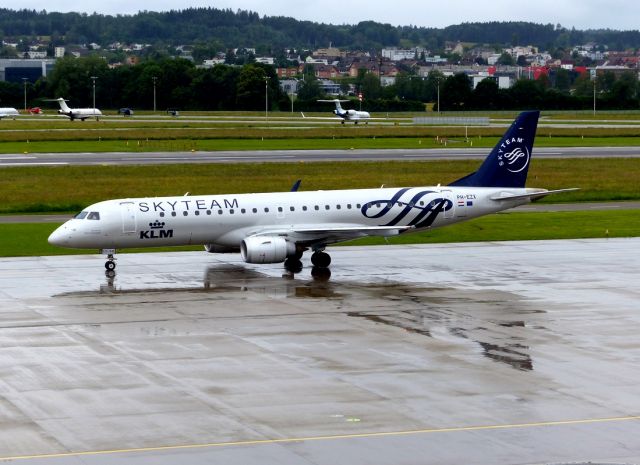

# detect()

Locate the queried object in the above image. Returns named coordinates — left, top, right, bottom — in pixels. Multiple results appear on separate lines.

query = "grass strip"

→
left=1, top=159, right=639, bottom=215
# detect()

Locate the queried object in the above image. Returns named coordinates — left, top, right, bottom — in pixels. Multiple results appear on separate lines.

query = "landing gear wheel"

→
left=311, top=251, right=331, bottom=268
left=284, top=257, right=303, bottom=273
left=311, top=266, right=331, bottom=281
left=105, top=260, right=116, bottom=271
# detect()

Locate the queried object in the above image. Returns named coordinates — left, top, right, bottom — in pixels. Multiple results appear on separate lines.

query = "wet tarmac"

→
left=0, top=239, right=639, bottom=464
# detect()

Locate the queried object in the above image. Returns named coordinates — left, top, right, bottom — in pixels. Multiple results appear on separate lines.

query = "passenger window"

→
left=241, top=208, right=246, bottom=214
left=325, top=205, right=330, bottom=210
left=264, top=207, right=269, bottom=213
left=229, top=209, right=234, bottom=214
left=206, top=210, right=211, bottom=215
left=218, top=210, right=223, bottom=214
left=74, top=211, right=88, bottom=219
left=195, top=211, right=200, bottom=216
left=336, top=205, right=341, bottom=210
left=171, top=212, right=177, bottom=217
left=160, top=212, right=165, bottom=217
left=347, top=204, right=351, bottom=209
left=290, top=206, right=295, bottom=211
left=87, top=212, right=100, bottom=220
left=278, top=207, right=283, bottom=212
left=183, top=211, right=188, bottom=216
left=314, top=206, right=319, bottom=210
left=356, top=203, right=361, bottom=208
left=252, top=208, right=257, bottom=213
left=302, top=206, right=307, bottom=211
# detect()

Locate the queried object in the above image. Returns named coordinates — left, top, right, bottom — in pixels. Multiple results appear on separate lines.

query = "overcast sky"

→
left=17, top=0, right=640, bottom=30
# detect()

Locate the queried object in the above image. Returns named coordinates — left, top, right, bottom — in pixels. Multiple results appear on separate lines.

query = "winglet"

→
left=291, top=179, right=302, bottom=192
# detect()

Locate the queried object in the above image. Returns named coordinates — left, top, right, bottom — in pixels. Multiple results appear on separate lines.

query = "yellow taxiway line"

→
left=3, top=415, right=639, bottom=462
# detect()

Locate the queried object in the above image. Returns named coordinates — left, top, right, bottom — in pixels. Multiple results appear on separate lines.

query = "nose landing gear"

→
left=102, top=249, right=117, bottom=271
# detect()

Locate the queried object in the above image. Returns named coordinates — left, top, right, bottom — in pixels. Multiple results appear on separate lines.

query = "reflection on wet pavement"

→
left=96, top=264, right=539, bottom=371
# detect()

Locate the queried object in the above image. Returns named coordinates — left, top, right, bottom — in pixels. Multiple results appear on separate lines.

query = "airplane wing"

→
left=490, top=188, right=579, bottom=202
left=248, top=224, right=414, bottom=245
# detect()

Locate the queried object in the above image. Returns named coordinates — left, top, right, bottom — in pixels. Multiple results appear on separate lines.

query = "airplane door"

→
left=120, top=201, right=136, bottom=233
left=440, top=190, right=455, bottom=219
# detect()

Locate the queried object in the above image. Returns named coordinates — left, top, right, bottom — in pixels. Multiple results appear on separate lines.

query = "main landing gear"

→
left=283, top=249, right=331, bottom=274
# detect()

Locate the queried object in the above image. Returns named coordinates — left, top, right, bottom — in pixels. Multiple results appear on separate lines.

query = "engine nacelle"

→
left=204, top=244, right=239, bottom=254
left=240, top=236, right=295, bottom=264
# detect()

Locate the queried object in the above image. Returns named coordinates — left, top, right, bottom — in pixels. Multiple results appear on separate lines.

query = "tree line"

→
left=2, top=8, right=640, bottom=52
left=0, top=57, right=638, bottom=112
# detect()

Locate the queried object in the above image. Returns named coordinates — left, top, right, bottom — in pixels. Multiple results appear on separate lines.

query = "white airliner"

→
left=0, top=107, right=19, bottom=119
left=318, top=99, right=371, bottom=124
left=48, top=111, right=575, bottom=273
left=52, top=98, right=102, bottom=121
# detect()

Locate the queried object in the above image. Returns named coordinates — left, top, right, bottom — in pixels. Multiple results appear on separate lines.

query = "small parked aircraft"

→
left=50, top=98, right=102, bottom=121
left=0, top=107, right=19, bottom=119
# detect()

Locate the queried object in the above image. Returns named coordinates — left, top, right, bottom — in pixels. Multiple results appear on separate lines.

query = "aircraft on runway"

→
left=48, top=110, right=576, bottom=273
left=318, top=99, right=371, bottom=124
left=0, top=107, right=19, bottom=119
left=51, top=97, right=102, bottom=121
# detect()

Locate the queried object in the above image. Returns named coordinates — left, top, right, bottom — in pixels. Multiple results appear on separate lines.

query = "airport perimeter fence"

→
left=413, top=117, right=490, bottom=125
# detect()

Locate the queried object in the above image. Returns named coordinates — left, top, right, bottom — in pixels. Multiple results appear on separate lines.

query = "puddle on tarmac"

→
left=57, top=264, right=543, bottom=372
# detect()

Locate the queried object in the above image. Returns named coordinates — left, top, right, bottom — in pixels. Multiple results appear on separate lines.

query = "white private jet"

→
left=48, top=110, right=576, bottom=273
left=318, top=99, right=371, bottom=124
left=0, top=107, right=19, bottom=119
left=52, top=98, right=102, bottom=121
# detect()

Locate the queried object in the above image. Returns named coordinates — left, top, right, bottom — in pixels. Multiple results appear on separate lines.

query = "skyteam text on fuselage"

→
left=48, top=110, right=576, bottom=273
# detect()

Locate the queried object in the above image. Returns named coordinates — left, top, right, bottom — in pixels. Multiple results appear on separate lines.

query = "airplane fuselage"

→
left=335, top=108, right=371, bottom=122
left=59, top=108, right=103, bottom=121
left=0, top=107, right=19, bottom=119
left=49, top=186, right=528, bottom=251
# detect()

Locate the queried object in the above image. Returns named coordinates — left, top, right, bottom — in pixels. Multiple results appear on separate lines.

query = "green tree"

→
left=554, top=68, right=571, bottom=93
left=497, top=52, right=514, bottom=65
left=236, top=64, right=269, bottom=110
left=441, top=73, right=472, bottom=110
left=361, top=72, right=381, bottom=100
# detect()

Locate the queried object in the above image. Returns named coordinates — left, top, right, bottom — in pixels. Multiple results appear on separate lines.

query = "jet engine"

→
left=240, top=236, right=295, bottom=264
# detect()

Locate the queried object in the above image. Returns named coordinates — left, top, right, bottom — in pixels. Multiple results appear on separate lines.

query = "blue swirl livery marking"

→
left=361, top=189, right=453, bottom=228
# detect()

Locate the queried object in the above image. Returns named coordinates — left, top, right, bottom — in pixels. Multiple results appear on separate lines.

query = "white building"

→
left=54, top=47, right=65, bottom=58
left=382, top=48, right=417, bottom=61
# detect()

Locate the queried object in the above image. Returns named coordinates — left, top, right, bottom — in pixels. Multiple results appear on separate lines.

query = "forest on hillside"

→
left=2, top=8, right=640, bottom=51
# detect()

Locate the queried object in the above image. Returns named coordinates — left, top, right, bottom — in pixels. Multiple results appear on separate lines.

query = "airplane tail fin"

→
left=56, top=98, right=71, bottom=113
left=449, top=111, right=539, bottom=188
left=334, top=100, right=343, bottom=112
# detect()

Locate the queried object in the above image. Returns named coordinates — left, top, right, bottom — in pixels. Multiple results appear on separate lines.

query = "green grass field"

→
left=1, top=158, right=639, bottom=214
left=3, top=134, right=640, bottom=154
left=1, top=209, right=637, bottom=257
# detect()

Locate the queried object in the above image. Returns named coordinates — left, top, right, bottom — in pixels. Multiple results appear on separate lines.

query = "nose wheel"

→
left=103, top=250, right=117, bottom=271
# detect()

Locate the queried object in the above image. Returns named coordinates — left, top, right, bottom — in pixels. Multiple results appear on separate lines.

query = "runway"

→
left=1, top=239, right=639, bottom=464
left=2, top=145, right=640, bottom=167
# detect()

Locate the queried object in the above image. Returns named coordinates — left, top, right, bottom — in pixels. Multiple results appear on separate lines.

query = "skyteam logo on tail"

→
left=497, top=138, right=530, bottom=173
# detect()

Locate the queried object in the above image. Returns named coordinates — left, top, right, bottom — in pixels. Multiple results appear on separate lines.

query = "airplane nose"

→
left=48, top=225, right=69, bottom=246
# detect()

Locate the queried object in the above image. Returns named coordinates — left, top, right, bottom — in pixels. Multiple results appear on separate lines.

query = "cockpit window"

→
left=74, top=211, right=88, bottom=219
left=87, top=212, right=100, bottom=220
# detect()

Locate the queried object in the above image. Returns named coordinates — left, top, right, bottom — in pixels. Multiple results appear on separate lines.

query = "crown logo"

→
left=150, top=220, right=165, bottom=229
